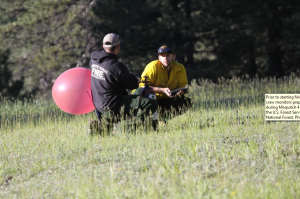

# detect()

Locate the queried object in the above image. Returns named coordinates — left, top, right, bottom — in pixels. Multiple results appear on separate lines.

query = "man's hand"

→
left=172, top=90, right=184, bottom=98
left=151, top=86, right=181, bottom=98
left=159, top=87, right=172, bottom=97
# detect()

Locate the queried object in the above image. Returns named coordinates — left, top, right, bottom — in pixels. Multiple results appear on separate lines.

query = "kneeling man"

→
left=138, top=44, right=192, bottom=122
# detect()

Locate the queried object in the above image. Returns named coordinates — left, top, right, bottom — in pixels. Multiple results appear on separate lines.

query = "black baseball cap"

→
left=157, top=44, right=174, bottom=55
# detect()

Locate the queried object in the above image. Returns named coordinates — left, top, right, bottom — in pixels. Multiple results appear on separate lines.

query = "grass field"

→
left=1, top=75, right=300, bottom=198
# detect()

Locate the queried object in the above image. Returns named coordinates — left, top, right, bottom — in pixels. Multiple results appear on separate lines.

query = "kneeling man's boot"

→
left=87, top=120, right=102, bottom=136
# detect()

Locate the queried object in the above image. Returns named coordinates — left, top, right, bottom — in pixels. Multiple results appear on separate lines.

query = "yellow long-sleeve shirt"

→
left=139, top=60, right=188, bottom=99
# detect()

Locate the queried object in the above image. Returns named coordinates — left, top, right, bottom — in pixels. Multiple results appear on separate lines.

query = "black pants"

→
left=157, top=95, right=192, bottom=121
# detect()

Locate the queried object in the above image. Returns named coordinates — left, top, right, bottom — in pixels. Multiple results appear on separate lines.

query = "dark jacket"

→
left=90, top=51, right=138, bottom=112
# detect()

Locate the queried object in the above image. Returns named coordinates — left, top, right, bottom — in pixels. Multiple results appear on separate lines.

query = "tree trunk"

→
left=267, top=1, right=284, bottom=77
left=184, top=0, right=195, bottom=68
left=247, top=37, right=258, bottom=77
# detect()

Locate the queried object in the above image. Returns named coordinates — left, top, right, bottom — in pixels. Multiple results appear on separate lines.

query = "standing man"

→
left=137, top=44, right=192, bottom=121
left=89, top=33, right=158, bottom=134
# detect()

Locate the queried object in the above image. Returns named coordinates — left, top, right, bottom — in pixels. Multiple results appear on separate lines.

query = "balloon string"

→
left=86, top=91, right=93, bottom=105
left=87, top=91, right=102, bottom=122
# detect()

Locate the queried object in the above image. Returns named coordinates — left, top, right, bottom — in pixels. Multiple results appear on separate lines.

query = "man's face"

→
left=158, top=53, right=175, bottom=67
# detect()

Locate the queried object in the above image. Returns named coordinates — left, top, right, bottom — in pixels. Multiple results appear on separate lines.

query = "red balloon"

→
left=52, top=68, right=95, bottom=115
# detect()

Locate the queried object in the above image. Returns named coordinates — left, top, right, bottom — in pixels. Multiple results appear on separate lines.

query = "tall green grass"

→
left=1, top=75, right=300, bottom=198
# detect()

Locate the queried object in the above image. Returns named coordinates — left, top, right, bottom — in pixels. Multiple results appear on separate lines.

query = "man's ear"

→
left=173, top=54, right=176, bottom=61
left=116, top=44, right=120, bottom=53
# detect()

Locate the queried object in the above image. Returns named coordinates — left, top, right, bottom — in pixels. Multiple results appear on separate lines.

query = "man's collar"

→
left=159, top=61, right=181, bottom=72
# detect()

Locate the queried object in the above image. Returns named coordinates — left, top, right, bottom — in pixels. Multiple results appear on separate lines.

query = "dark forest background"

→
left=0, top=0, right=300, bottom=98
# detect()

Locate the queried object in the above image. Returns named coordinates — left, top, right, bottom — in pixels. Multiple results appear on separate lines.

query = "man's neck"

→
left=164, top=64, right=172, bottom=72
left=105, top=50, right=118, bottom=55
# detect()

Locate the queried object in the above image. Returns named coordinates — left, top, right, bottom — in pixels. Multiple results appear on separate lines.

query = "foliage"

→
left=0, top=0, right=98, bottom=97
left=0, top=49, right=23, bottom=97
left=0, top=0, right=300, bottom=97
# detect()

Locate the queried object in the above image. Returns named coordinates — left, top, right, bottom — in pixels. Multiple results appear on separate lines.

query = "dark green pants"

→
left=101, top=95, right=158, bottom=121
left=132, top=87, right=192, bottom=121
left=94, top=95, right=158, bottom=133
left=157, top=95, right=192, bottom=121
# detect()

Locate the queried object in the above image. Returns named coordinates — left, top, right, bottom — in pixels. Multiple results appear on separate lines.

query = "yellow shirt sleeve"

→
left=139, top=61, right=157, bottom=87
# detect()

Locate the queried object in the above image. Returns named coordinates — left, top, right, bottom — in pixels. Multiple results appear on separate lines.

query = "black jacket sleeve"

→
left=117, top=63, right=139, bottom=90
